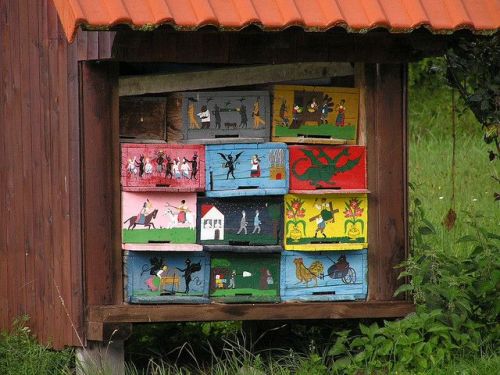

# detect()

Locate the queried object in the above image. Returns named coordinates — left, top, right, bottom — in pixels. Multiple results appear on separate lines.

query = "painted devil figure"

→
left=218, top=151, right=243, bottom=179
left=176, top=258, right=202, bottom=294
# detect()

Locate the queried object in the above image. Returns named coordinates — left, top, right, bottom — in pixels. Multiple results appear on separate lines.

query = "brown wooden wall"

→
left=0, top=0, right=112, bottom=348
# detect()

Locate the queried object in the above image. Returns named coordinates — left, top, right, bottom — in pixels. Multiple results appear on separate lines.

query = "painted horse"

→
left=123, top=209, right=158, bottom=230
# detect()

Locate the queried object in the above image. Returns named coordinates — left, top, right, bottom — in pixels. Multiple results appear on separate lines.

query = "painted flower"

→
left=287, top=210, right=295, bottom=219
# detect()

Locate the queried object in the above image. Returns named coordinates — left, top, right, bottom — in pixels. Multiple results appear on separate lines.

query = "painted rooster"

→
left=293, top=258, right=324, bottom=287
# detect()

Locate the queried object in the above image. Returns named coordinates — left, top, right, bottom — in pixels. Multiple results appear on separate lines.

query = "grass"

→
left=204, top=232, right=277, bottom=245
left=274, top=123, right=357, bottom=140
left=123, top=227, right=196, bottom=243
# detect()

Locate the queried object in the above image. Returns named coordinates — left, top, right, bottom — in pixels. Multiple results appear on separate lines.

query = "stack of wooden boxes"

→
left=120, top=84, right=368, bottom=305
left=273, top=85, right=368, bottom=302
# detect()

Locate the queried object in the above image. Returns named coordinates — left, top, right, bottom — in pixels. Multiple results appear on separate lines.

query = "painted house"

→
left=200, top=205, right=225, bottom=240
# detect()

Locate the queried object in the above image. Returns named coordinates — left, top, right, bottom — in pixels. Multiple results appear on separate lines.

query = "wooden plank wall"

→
left=0, top=0, right=113, bottom=348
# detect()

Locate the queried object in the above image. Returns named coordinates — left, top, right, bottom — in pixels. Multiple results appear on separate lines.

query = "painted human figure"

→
left=228, top=270, right=236, bottom=289
left=237, top=210, right=248, bottom=235
left=144, top=158, right=153, bottom=174
left=260, top=268, right=273, bottom=289
left=279, top=99, right=289, bottom=127
left=238, top=104, right=248, bottom=128
left=135, top=154, right=145, bottom=177
left=213, top=104, right=222, bottom=129
left=335, top=99, right=346, bottom=127
left=250, top=154, right=261, bottom=178
left=307, top=97, right=319, bottom=112
left=252, top=209, right=261, bottom=234
left=172, top=157, right=181, bottom=179
left=320, top=97, right=332, bottom=124
left=180, top=157, right=191, bottom=179
left=176, top=200, right=189, bottom=223
left=127, top=157, right=137, bottom=175
left=165, top=156, right=174, bottom=178
left=333, top=255, right=348, bottom=273
left=197, top=105, right=211, bottom=129
left=314, top=198, right=331, bottom=238
left=137, top=199, right=153, bottom=224
left=189, top=153, right=198, bottom=180
left=252, top=98, right=265, bottom=129
left=155, top=151, right=165, bottom=174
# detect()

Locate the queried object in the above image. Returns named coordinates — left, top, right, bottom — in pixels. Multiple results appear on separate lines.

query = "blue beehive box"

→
left=205, top=143, right=289, bottom=197
left=280, top=249, right=367, bottom=302
left=124, top=250, right=210, bottom=304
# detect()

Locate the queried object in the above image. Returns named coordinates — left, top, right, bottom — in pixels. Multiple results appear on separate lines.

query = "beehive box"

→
left=209, top=253, right=280, bottom=303
left=284, top=193, right=368, bottom=251
left=166, top=91, right=271, bottom=143
left=121, top=143, right=205, bottom=192
left=197, top=196, right=283, bottom=251
left=272, top=85, right=359, bottom=144
left=120, top=97, right=167, bottom=141
left=122, top=191, right=202, bottom=250
left=280, top=249, right=367, bottom=301
left=124, top=250, right=210, bottom=303
left=205, top=143, right=289, bottom=197
left=289, top=145, right=367, bottom=192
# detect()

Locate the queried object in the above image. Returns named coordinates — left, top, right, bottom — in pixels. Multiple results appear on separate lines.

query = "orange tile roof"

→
left=53, top=0, right=499, bottom=42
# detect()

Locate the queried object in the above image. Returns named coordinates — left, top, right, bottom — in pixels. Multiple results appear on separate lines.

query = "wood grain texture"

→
left=86, top=301, right=415, bottom=329
left=81, top=61, right=122, bottom=309
left=364, top=63, right=408, bottom=301
left=119, top=63, right=354, bottom=96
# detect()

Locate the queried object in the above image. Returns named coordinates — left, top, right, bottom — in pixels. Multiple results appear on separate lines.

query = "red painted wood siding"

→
left=0, top=0, right=113, bottom=349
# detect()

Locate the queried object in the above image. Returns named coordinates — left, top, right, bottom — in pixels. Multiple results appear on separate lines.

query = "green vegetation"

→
left=274, top=123, right=356, bottom=140
left=123, top=228, right=196, bottom=244
left=206, top=232, right=276, bottom=245
left=0, top=317, right=73, bottom=375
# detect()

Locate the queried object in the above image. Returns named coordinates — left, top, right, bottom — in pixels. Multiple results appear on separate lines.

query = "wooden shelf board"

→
left=87, top=300, right=415, bottom=325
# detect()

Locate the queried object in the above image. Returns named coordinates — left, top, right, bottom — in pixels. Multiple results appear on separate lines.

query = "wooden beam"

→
left=87, top=302, right=414, bottom=330
left=119, top=62, right=354, bottom=96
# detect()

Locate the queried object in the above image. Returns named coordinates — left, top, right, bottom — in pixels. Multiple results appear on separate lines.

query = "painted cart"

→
left=124, top=250, right=210, bottom=304
left=205, top=143, right=289, bottom=197
left=280, top=250, right=368, bottom=302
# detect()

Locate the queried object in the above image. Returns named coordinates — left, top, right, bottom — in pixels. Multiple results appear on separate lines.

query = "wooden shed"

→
left=1, top=0, right=498, bottom=358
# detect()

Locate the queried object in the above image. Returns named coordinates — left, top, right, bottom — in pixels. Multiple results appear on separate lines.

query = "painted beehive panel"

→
left=272, top=85, right=359, bottom=144
left=124, top=250, right=210, bottom=304
left=197, top=196, right=283, bottom=250
left=209, top=253, right=280, bottom=303
left=122, top=191, right=201, bottom=250
left=205, top=143, right=289, bottom=197
left=121, top=143, right=205, bottom=192
left=120, top=97, right=167, bottom=141
left=289, top=145, right=367, bottom=191
left=280, top=250, right=367, bottom=301
left=284, top=194, right=368, bottom=251
left=179, top=91, right=271, bottom=143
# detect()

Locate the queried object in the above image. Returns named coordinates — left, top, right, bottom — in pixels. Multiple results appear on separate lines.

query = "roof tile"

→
left=51, top=0, right=500, bottom=42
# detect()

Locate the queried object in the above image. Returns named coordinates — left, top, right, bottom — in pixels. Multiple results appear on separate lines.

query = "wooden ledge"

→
left=88, top=301, right=414, bottom=325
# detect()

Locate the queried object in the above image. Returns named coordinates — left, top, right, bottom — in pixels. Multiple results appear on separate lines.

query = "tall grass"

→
left=0, top=316, right=73, bottom=375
